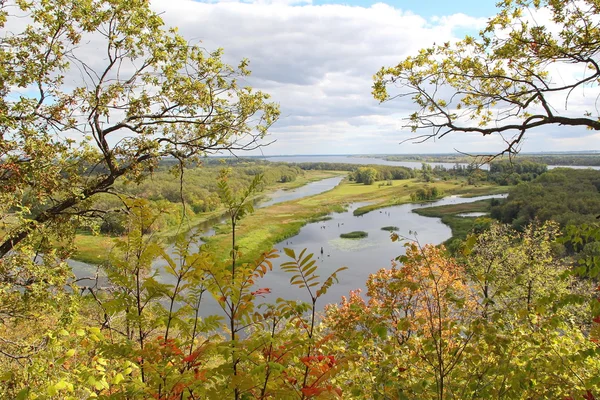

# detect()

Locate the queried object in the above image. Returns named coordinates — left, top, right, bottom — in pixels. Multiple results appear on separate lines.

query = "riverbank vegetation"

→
left=87, top=163, right=330, bottom=234
left=413, top=199, right=494, bottom=252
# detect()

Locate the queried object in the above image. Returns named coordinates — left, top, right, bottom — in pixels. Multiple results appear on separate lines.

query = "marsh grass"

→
left=340, top=231, right=368, bottom=239
left=72, top=234, right=115, bottom=264
left=413, top=199, right=496, bottom=248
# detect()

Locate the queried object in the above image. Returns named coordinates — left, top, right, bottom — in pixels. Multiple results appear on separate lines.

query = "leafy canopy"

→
left=0, top=0, right=279, bottom=259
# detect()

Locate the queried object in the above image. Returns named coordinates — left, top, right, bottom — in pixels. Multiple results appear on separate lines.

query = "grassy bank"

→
left=412, top=199, right=495, bottom=248
left=352, top=181, right=504, bottom=216
left=71, top=170, right=346, bottom=264
left=72, top=234, right=116, bottom=264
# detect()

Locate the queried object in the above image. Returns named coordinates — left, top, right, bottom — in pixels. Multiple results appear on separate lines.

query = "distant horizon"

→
left=209, top=151, right=600, bottom=158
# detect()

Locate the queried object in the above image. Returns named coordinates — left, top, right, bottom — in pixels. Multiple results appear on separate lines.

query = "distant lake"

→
left=263, top=155, right=600, bottom=170
left=263, top=155, right=473, bottom=169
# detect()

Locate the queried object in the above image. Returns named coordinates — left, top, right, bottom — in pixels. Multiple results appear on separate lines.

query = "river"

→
left=69, top=173, right=504, bottom=316
left=259, top=176, right=345, bottom=208
left=259, top=193, right=505, bottom=312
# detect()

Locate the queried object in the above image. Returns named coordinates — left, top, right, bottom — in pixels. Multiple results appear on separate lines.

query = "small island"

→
left=381, top=226, right=399, bottom=231
left=340, top=231, right=368, bottom=239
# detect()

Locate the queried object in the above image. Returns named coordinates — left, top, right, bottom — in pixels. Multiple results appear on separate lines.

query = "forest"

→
left=1, top=0, right=600, bottom=398
left=377, top=153, right=600, bottom=167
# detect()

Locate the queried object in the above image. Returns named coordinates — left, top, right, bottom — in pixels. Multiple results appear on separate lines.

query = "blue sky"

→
left=310, top=0, right=498, bottom=18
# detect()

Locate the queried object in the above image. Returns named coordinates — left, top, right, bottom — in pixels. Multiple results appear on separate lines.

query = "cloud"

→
left=7, top=0, right=596, bottom=155
left=150, top=0, right=524, bottom=154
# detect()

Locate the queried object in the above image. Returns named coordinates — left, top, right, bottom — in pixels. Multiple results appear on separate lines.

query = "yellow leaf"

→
left=113, top=373, right=124, bottom=385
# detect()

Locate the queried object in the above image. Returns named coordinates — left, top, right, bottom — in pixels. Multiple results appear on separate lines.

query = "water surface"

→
left=260, top=176, right=344, bottom=208
left=456, top=212, right=489, bottom=217
left=252, top=194, right=506, bottom=312
left=263, top=155, right=600, bottom=171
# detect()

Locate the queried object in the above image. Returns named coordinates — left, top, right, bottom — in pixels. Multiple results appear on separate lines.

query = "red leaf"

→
left=251, top=288, right=272, bottom=297
left=301, top=387, right=323, bottom=397
left=300, top=356, right=316, bottom=366
left=584, top=390, right=596, bottom=400
left=183, top=349, right=201, bottom=363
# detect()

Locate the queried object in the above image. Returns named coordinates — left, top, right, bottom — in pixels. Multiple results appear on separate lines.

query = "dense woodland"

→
left=2, top=0, right=600, bottom=398
left=491, top=169, right=600, bottom=229
left=379, top=153, right=600, bottom=166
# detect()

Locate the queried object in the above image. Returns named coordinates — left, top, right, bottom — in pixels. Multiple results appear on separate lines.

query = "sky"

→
left=148, top=0, right=600, bottom=155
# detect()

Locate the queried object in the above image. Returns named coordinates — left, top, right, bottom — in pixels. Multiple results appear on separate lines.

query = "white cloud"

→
left=150, top=0, right=513, bottom=154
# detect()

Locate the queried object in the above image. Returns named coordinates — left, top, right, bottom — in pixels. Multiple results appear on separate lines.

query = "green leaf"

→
left=283, top=247, right=295, bottom=259
left=372, top=325, right=387, bottom=339
left=16, top=388, right=29, bottom=400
